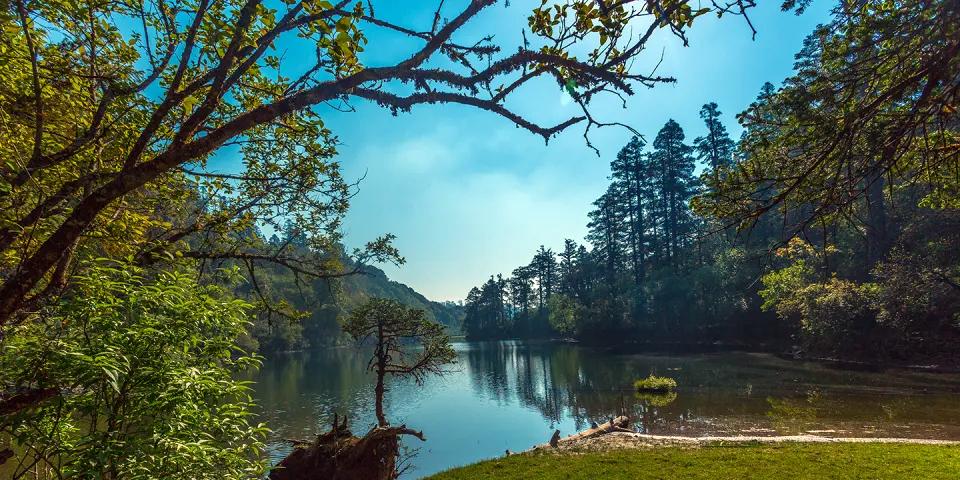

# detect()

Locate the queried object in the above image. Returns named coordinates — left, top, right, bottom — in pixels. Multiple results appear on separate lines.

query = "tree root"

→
left=269, top=414, right=425, bottom=480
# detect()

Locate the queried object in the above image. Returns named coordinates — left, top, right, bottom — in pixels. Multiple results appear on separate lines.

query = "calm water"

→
left=248, top=341, right=960, bottom=478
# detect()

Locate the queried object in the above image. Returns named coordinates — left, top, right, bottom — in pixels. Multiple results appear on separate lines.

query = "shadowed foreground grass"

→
left=427, top=443, right=960, bottom=479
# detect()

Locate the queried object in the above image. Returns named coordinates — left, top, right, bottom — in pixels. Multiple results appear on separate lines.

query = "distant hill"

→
left=239, top=248, right=463, bottom=353
left=339, top=264, right=464, bottom=332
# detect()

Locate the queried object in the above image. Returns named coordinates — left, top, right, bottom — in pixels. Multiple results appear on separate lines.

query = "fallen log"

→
left=533, top=416, right=632, bottom=450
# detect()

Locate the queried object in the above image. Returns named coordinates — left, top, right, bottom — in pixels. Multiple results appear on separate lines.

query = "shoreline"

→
left=445, top=339, right=960, bottom=372
left=519, top=418, right=960, bottom=458
left=261, top=340, right=960, bottom=372
left=548, top=432, right=960, bottom=452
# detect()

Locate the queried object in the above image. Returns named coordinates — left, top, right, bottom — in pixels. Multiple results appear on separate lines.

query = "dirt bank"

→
left=551, top=432, right=960, bottom=452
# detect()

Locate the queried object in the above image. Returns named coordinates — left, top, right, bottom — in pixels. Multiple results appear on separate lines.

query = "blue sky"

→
left=216, top=1, right=834, bottom=301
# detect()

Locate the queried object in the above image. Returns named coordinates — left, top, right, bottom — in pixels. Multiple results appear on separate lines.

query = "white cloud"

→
left=340, top=126, right=608, bottom=301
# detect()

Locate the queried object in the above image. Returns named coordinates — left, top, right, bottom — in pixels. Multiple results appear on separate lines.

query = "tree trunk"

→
left=374, top=329, right=388, bottom=427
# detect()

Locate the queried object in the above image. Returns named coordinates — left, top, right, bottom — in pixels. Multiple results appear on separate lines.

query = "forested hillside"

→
left=232, top=230, right=463, bottom=353
left=341, top=265, right=464, bottom=332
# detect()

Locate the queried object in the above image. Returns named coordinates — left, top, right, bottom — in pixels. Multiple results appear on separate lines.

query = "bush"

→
left=634, top=375, right=678, bottom=393
left=547, top=294, right=584, bottom=336
left=0, top=262, right=267, bottom=479
left=760, top=239, right=880, bottom=355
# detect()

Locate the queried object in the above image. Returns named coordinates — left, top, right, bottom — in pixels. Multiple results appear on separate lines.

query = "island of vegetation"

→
left=633, top=375, right=677, bottom=393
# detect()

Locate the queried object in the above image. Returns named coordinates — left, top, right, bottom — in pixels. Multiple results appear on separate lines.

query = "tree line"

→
left=464, top=105, right=779, bottom=345
left=464, top=0, right=960, bottom=360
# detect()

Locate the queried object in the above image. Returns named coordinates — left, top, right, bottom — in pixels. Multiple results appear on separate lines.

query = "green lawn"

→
left=427, top=443, right=960, bottom=479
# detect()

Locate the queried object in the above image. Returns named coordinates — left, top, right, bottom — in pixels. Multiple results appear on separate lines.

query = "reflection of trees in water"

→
left=463, top=342, right=566, bottom=424
left=464, top=341, right=513, bottom=404
left=636, top=392, right=678, bottom=407
left=251, top=348, right=379, bottom=439
left=461, top=342, right=636, bottom=430
left=460, top=345, right=934, bottom=436
left=254, top=346, right=960, bottom=443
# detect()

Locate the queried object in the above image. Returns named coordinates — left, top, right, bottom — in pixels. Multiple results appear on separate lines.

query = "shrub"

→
left=634, top=375, right=678, bottom=393
left=0, top=262, right=267, bottom=479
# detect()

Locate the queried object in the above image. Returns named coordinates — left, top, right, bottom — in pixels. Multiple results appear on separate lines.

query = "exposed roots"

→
left=269, top=414, right=425, bottom=480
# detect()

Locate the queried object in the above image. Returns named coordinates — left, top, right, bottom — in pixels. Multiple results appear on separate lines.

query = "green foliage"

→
left=464, top=114, right=772, bottom=346
left=343, top=298, right=456, bottom=426
left=339, top=264, right=464, bottom=332
left=633, top=375, right=677, bottom=393
left=693, top=102, right=735, bottom=172
left=0, top=0, right=757, bottom=327
left=0, top=262, right=266, bottom=479
left=547, top=294, right=583, bottom=336
left=760, top=239, right=881, bottom=353
left=227, top=234, right=460, bottom=354
left=759, top=239, right=823, bottom=315
left=703, top=0, right=960, bottom=228
left=343, top=298, right=457, bottom=385
left=700, top=0, right=960, bottom=360
left=463, top=276, right=512, bottom=340
left=759, top=229, right=960, bottom=358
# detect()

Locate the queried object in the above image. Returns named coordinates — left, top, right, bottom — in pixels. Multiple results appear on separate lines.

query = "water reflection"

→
left=248, top=341, right=960, bottom=478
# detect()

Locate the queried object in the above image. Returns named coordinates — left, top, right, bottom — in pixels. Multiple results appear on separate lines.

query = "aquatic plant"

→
left=634, top=375, right=678, bottom=393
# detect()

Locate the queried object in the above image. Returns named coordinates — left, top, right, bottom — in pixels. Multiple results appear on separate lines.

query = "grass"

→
left=633, top=375, right=677, bottom=393
left=427, top=443, right=960, bottom=479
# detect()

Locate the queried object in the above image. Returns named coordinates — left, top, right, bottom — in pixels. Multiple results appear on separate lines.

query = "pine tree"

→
left=694, top=102, right=735, bottom=172
left=586, top=185, right=627, bottom=287
left=650, top=119, right=698, bottom=267
left=558, top=239, right=579, bottom=296
left=509, top=265, right=535, bottom=337
left=610, top=136, right=652, bottom=283
left=462, top=276, right=510, bottom=339
left=531, top=246, right=558, bottom=309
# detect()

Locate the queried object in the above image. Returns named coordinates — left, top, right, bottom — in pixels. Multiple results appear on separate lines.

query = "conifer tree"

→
left=694, top=103, right=735, bottom=173
left=610, top=136, right=652, bottom=283
left=587, top=185, right=627, bottom=287
left=650, top=119, right=698, bottom=267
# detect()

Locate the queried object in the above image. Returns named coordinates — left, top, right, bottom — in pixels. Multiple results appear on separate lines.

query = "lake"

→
left=248, top=341, right=960, bottom=478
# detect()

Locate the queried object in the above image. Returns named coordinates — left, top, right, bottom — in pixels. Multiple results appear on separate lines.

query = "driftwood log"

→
left=269, top=415, right=425, bottom=480
left=533, top=416, right=632, bottom=450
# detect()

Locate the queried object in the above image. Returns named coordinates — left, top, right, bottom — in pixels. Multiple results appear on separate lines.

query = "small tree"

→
left=271, top=299, right=455, bottom=479
left=343, top=298, right=456, bottom=427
